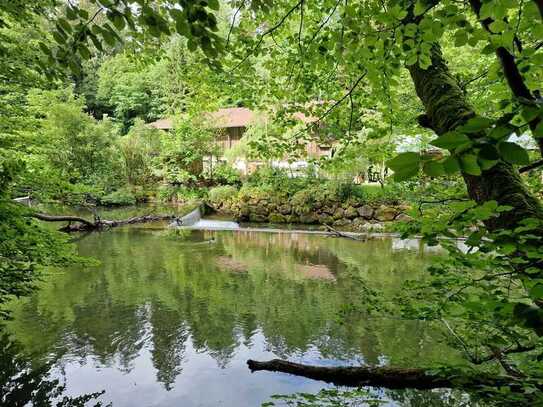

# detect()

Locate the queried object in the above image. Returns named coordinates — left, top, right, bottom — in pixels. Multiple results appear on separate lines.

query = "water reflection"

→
left=2, top=229, right=463, bottom=406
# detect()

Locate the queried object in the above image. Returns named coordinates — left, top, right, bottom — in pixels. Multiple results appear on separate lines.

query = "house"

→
left=148, top=107, right=336, bottom=175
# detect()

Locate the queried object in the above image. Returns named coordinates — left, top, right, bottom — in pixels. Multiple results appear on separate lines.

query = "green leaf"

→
left=78, top=8, right=89, bottom=19
left=488, top=124, right=514, bottom=140
left=386, top=152, right=420, bottom=181
left=521, top=106, right=541, bottom=123
left=498, top=142, right=530, bottom=165
left=57, top=18, right=72, bottom=34
left=478, top=158, right=498, bottom=170
left=460, top=154, right=481, bottom=175
left=529, top=284, right=543, bottom=300
left=534, top=120, right=543, bottom=139
left=207, top=0, right=220, bottom=10
left=489, top=20, right=507, bottom=33
left=66, top=7, right=78, bottom=20
left=77, top=44, right=91, bottom=60
left=430, top=132, right=471, bottom=150
left=459, top=116, right=493, bottom=133
left=423, top=160, right=445, bottom=177
left=443, top=156, right=460, bottom=174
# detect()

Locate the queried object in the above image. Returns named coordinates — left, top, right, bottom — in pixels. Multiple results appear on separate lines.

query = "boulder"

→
left=255, top=205, right=269, bottom=216
left=395, top=213, right=413, bottom=222
left=300, top=214, right=318, bottom=224
left=333, top=218, right=352, bottom=227
left=278, top=204, right=292, bottom=215
left=357, top=205, right=374, bottom=219
left=344, top=206, right=358, bottom=219
left=333, top=207, right=345, bottom=220
left=317, top=213, right=334, bottom=225
left=352, top=217, right=365, bottom=227
left=374, top=206, right=397, bottom=221
left=322, top=205, right=336, bottom=215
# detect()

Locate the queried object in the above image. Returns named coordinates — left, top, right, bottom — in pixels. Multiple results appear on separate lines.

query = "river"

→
left=1, top=214, right=467, bottom=406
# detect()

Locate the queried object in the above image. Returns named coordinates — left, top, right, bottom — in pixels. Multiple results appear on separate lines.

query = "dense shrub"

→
left=100, top=189, right=136, bottom=206
left=208, top=163, right=242, bottom=186
left=157, top=185, right=206, bottom=203
left=208, top=185, right=238, bottom=205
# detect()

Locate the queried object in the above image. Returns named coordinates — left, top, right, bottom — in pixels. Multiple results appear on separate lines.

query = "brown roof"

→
left=147, top=107, right=317, bottom=130
left=148, top=107, right=257, bottom=130
left=208, top=107, right=257, bottom=128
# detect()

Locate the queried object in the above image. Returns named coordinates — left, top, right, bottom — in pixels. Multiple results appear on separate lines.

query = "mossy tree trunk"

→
left=407, top=44, right=543, bottom=231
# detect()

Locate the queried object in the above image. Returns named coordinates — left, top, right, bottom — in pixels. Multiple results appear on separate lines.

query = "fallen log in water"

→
left=32, top=212, right=177, bottom=232
left=246, top=359, right=517, bottom=390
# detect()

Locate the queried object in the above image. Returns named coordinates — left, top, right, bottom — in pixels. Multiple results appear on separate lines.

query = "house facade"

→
left=148, top=107, right=336, bottom=176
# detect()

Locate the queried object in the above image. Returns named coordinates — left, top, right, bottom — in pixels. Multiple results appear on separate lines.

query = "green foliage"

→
left=25, top=88, right=124, bottom=197
left=158, top=115, right=218, bottom=186
left=96, top=54, right=166, bottom=129
left=265, top=388, right=386, bottom=406
left=157, top=185, right=205, bottom=204
left=208, top=185, right=239, bottom=206
left=118, top=119, right=162, bottom=186
left=207, top=163, right=242, bottom=186
left=100, top=188, right=137, bottom=207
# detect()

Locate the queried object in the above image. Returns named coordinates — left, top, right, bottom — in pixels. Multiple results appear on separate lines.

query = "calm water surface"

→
left=2, top=222, right=464, bottom=406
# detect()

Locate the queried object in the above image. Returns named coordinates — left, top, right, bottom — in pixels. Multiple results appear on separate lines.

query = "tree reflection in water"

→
left=0, top=331, right=108, bottom=406
left=2, top=228, right=465, bottom=406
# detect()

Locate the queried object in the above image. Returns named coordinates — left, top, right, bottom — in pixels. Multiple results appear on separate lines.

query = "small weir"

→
left=176, top=206, right=240, bottom=230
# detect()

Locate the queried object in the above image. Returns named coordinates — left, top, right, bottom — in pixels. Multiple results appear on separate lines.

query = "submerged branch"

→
left=247, top=359, right=518, bottom=390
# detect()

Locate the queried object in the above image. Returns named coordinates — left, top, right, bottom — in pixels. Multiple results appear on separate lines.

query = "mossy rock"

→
left=317, top=213, right=333, bottom=225
left=357, top=205, right=374, bottom=219
left=299, top=214, right=318, bottom=224
left=333, top=207, right=345, bottom=220
left=344, top=206, right=358, bottom=219
left=374, top=206, right=397, bottom=221
left=278, top=204, right=292, bottom=215
left=333, top=218, right=351, bottom=227
left=268, top=213, right=287, bottom=223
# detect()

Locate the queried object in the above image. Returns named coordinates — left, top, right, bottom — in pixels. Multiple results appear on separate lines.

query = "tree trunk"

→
left=246, top=359, right=516, bottom=390
left=406, top=44, right=543, bottom=230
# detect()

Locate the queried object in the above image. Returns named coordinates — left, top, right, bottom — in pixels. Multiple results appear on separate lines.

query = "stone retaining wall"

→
left=209, top=197, right=411, bottom=232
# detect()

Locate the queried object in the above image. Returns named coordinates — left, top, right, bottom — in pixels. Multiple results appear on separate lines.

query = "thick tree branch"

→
left=246, top=359, right=517, bottom=390
left=32, top=213, right=95, bottom=227
left=519, top=158, right=543, bottom=173
left=31, top=212, right=178, bottom=232
left=469, top=0, right=543, bottom=155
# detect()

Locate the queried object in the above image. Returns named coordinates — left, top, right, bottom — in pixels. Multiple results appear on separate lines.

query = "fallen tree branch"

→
left=246, top=359, right=517, bottom=390
left=32, top=212, right=178, bottom=232
left=32, top=213, right=95, bottom=227
left=324, top=224, right=365, bottom=241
